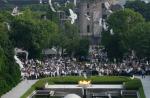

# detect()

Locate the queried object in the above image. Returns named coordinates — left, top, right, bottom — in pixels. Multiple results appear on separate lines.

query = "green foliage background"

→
left=0, top=4, right=89, bottom=96
left=0, top=13, right=21, bottom=96
left=102, top=8, right=150, bottom=61
left=125, top=0, right=150, bottom=21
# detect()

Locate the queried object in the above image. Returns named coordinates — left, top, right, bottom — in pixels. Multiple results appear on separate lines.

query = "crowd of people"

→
left=18, top=46, right=149, bottom=80
left=20, top=56, right=150, bottom=80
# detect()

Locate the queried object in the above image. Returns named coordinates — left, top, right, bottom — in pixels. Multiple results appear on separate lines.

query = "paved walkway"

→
left=1, top=80, right=37, bottom=98
left=136, top=76, right=150, bottom=98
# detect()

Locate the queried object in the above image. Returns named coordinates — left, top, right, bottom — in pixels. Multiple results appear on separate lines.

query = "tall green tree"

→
left=10, top=9, right=58, bottom=58
left=102, top=9, right=145, bottom=60
left=74, top=38, right=89, bottom=58
left=127, top=22, right=150, bottom=59
left=63, top=22, right=80, bottom=57
left=0, top=18, right=20, bottom=96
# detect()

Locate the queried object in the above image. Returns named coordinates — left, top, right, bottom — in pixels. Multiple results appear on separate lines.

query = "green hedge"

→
left=124, top=78, right=146, bottom=98
left=47, top=76, right=130, bottom=84
left=124, top=78, right=142, bottom=90
left=139, top=87, right=146, bottom=98
left=21, top=76, right=145, bottom=98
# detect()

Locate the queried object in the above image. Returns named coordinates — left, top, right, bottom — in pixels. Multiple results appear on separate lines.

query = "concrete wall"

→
left=78, top=0, right=106, bottom=45
left=77, top=0, right=116, bottom=45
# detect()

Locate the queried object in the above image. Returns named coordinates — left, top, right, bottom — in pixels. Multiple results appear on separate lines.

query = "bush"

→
left=90, top=76, right=129, bottom=84
left=124, top=78, right=142, bottom=90
left=124, top=78, right=146, bottom=98
left=0, top=79, right=9, bottom=96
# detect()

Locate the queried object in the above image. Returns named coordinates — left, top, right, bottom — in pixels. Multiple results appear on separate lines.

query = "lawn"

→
left=21, top=76, right=145, bottom=98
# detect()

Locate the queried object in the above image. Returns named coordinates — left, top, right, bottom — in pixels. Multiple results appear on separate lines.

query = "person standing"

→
left=141, top=70, right=146, bottom=78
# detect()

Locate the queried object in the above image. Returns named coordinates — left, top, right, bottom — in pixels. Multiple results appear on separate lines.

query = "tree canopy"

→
left=10, top=8, right=59, bottom=58
left=102, top=9, right=146, bottom=61
left=0, top=14, right=20, bottom=96
left=125, top=0, right=150, bottom=21
left=127, top=22, right=150, bottom=59
left=0, top=5, right=90, bottom=96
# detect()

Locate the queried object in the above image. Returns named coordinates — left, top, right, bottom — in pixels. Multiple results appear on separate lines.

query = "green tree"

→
left=102, top=9, right=145, bottom=61
left=74, top=38, right=89, bottom=58
left=0, top=18, right=20, bottom=96
left=10, top=9, right=58, bottom=58
left=125, top=0, right=150, bottom=21
left=63, top=22, right=80, bottom=57
left=127, top=22, right=150, bottom=59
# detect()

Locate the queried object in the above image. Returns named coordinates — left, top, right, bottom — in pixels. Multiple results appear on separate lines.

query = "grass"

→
left=21, top=76, right=145, bottom=98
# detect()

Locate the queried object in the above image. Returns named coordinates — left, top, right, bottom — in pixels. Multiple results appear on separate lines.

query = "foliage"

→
left=62, top=22, right=80, bottom=56
left=0, top=13, right=21, bottom=96
left=102, top=31, right=125, bottom=61
left=125, top=0, right=150, bottom=21
left=0, top=6, right=89, bottom=96
left=1, top=3, right=89, bottom=58
left=102, top=9, right=145, bottom=61
left=21, top=76, right=145, bottom=98
left=139, top=86, right=146, bottom=98
left=52, top=21, right=89, bottom=57
left=22, top=4, right=50, bottom=12
left=74, top=38, right=89, bottom=57
left=124, top=78, right=146, bottom=98
left=124, top=78, right=142, bottom=90
left=10, top=8, right=58, bottom=58
left=127, top=22, right=150, bottom=59
left=8, top=7, right=88, bottom=58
